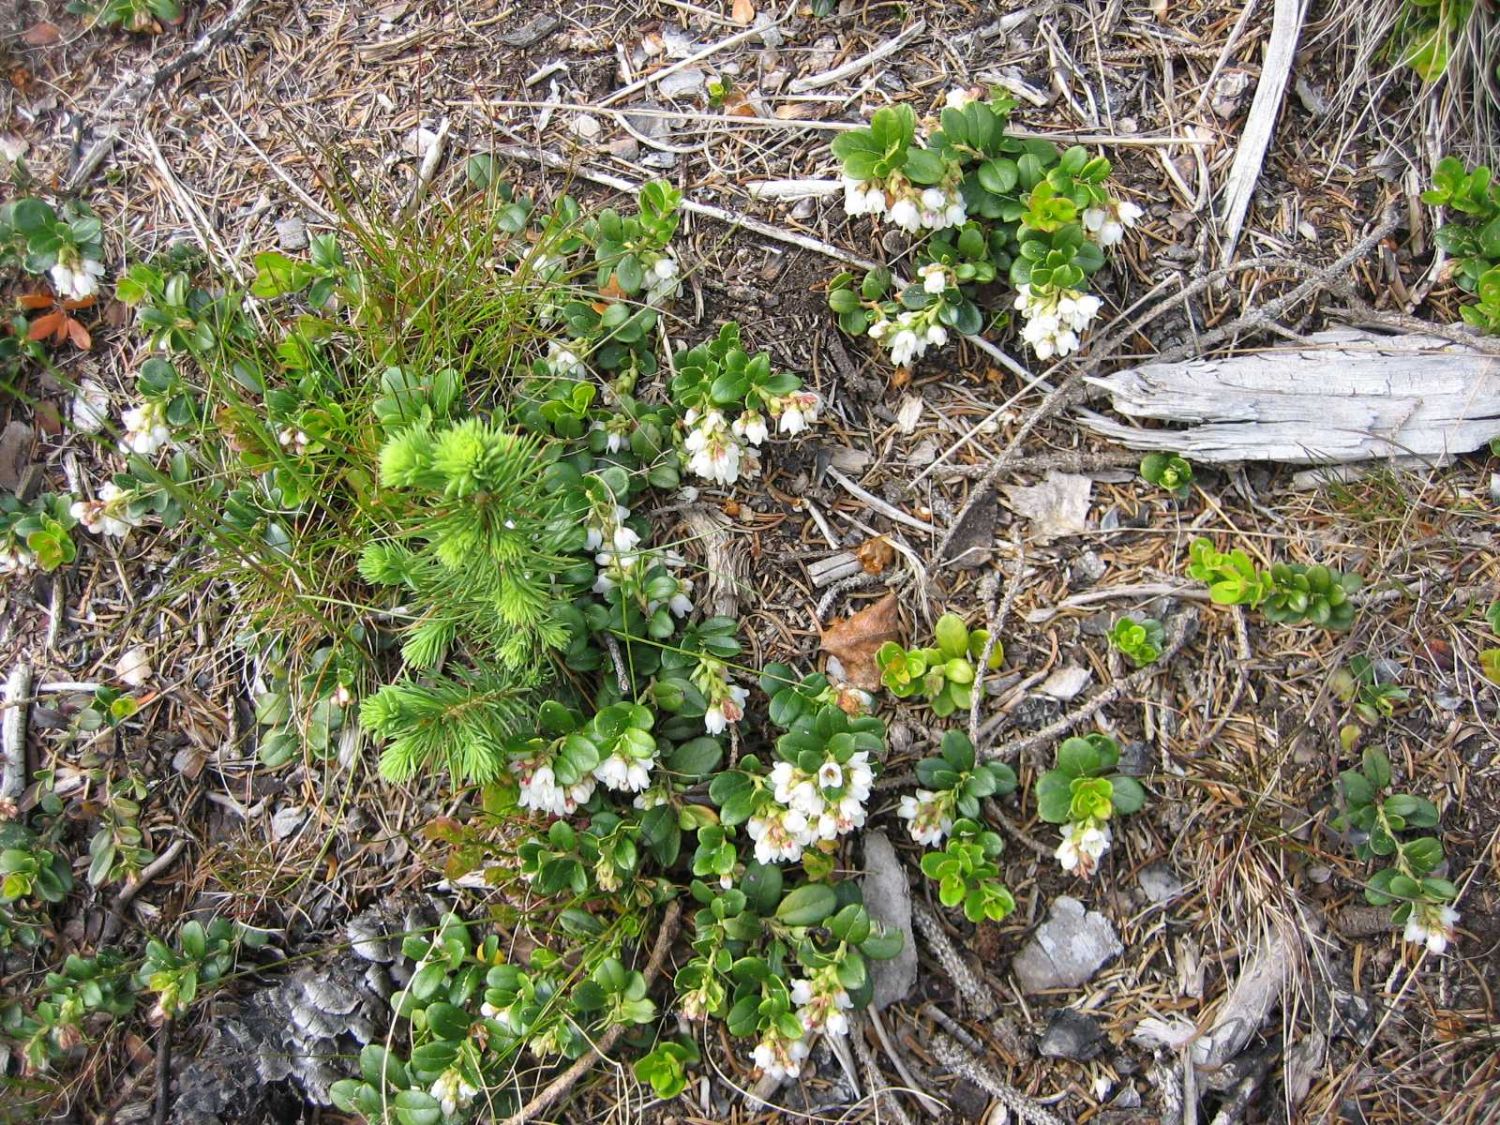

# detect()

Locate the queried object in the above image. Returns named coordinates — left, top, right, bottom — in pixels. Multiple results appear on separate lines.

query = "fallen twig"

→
left=979, top=608, right=1198, bottom=756
left=1217, top=0, right=1307, bottom=259
left=101, top=837, right=190, bottom=945
left=788, top=21, right=927, bottom=93
left=153, top=1018, right=173, bottom=1125
left=499, top=899, right=682, bottom=1125
left=911, top=903, right=998, bottom=1020
left=851, top=1016, right=921, bottom=1125
left=1, top=662, right=31, bottom=818
left=825, top=466, right=936, bottom=536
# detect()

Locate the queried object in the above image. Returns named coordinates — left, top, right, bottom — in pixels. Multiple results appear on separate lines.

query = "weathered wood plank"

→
left=1079, top=329, right=1500, bottom=464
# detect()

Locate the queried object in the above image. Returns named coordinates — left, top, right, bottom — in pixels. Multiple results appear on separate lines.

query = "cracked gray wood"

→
left=1079, top=329, right=1500, bottom=464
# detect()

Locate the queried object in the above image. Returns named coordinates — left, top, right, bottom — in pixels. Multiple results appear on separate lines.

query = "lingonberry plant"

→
left=0, top=494, right=78, bottom=576
left=1186, top=537, right=1361, bottom=629
left=1139, top=452, right=1194, bottom=499
left=876, top=612, right=1002, bottom=717
left=1034, top=733, right=1146, bottom=878
left=1334, top=747, right=1459, bottom=953
left=1108, top=616, right=1165, bottom=667
left=829, top=92, right=1141, bottom=365
left=1422, top=156, right=1500, bottom=332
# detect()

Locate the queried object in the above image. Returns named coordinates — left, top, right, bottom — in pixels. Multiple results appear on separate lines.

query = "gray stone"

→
left=1070, top=549, right=1107, bottom=586
left=1011, top=896, right=1123, bottom=993
left=1137, top=862, right=1184, bottom=903
left=1038, top=1008, right=1106, bottom=1061
left=658, top=68, right=705, bottom=98
left=860, top=831, right=916, bottom=1009
left=275, top=216, right=308, bottom=252
left=1038, top=665, right=1091, bottom=701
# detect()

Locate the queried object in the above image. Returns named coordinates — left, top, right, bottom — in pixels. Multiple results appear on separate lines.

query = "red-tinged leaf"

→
left=26, top=311, right=63, bottom=342
left=18, top=292, right=53, bottom=310
left=34, top=400, right=61, bottom=435
left=22, top=21, right=61, bottom=46
left=66, top=317, right=92, bottom=350
left=62, top=295, right=97, bottom=311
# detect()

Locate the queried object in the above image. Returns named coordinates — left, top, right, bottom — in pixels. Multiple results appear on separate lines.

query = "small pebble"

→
left=275, top=216, right=308, bottom=252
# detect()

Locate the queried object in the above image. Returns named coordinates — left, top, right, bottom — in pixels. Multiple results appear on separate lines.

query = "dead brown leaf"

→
left=819, top=591, right=902, bottom=691
left=721, top=91, right=758, bottom=117
left=22, top=21, right=60, bottom=46
left=731, top=0, right=756, bottom=24
left=855, top=535, right=896, bottom=575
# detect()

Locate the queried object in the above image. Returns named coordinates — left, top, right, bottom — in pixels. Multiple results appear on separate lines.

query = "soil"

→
left=1, top=1, right=1498, bottom=1123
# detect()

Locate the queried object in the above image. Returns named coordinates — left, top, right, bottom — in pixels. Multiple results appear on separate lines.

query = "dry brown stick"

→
left=152, top=1018, right=173, bottom=1125
left=500, top=899, right=682, bottom=1125
left=978, top=608, right=1198, bottom=758
left=101, top=837, right=190, bottom=945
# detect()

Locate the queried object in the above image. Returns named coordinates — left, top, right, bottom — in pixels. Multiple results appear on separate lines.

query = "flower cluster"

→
left=587, top=503, right=695, bottom=621
left=1083, top=198, right=1144, bottom=249
left=1013, top=283, right=1103, bottom=361
left=514, top=755, right=596, bottom=817
left=751, top=1026, right=810, bottom=1081
left=747, top=749, right=874, bottom=865
left=693, top=657, right=747, bottom=735
left=50, top=252, right=105, bottom=302
left=644, top=253, right=681, bottom=306
left=545, top=339, right=588, bottom=378
left=1403, top=901, right=1460, bottom=955
left=867, top=307, right=950, bottom=367
left=1055, top=817, right=1111, bottom=879
left=70, top=484, right=142, bottom=539
left=791, top=970, right=853, bottom=1038
left=843, top=178, right=967, bottom=234
left=120, top=399, right=173, bottom=457
left=897, top=787, right=954, bottom=847
left=430, top=1068, right=479, bottom=1118
left=594, top=741, right=655, bottom=793
left=678, top=392, right=822, bottom=486
left=682, top=408, right=750, bottom=486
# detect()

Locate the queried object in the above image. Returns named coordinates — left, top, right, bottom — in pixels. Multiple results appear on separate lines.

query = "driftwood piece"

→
left=1080, top=329, right=1500, bottom=464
